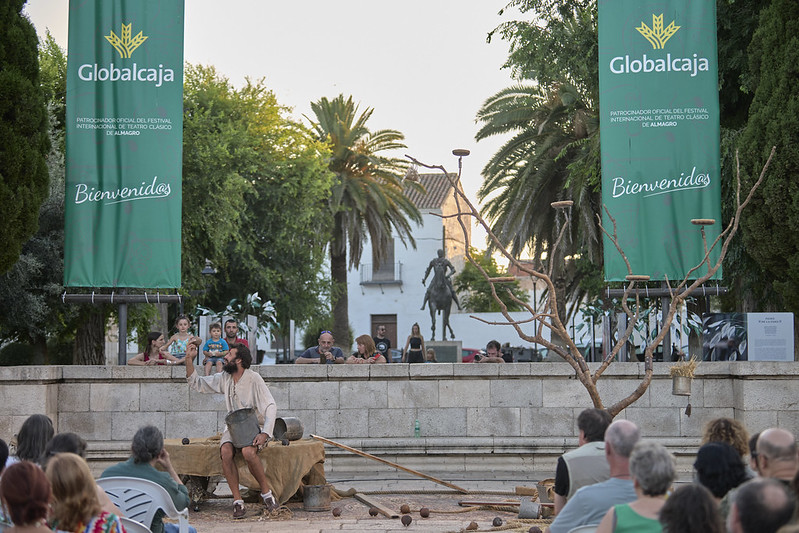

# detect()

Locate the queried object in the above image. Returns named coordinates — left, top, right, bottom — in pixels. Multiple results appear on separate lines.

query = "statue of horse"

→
left=421, top=259, right=459, bottom=341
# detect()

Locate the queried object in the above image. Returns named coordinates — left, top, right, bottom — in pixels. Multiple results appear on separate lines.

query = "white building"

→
left=344, top=173, right=552, bottom=355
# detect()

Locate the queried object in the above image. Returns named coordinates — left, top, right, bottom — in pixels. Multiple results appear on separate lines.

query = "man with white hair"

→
left=546, top=419, right=641, bottom=533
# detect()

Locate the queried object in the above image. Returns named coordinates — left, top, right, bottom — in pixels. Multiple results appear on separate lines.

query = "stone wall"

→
left=2, top=362, right=797, bottom=475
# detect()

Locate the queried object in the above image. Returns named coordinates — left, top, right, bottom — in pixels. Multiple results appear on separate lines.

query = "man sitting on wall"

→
left=295, top=331, right=346, bottom=364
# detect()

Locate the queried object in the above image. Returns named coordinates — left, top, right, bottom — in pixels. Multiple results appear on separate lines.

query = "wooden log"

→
left=457, top=500, right=554, bottom=508
left=353, top=493, right=399, bottom=519
left=310, top=434, right=468, bottom=493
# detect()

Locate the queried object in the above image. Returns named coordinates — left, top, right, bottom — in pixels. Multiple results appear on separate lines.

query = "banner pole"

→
left=118, top=288, right=127, bottom=365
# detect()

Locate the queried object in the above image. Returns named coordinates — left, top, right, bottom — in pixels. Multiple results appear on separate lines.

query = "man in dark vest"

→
left=552, top=408, right=613, bottom=515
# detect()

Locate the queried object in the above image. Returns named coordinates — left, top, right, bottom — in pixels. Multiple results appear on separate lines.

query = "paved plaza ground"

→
left=178, top=469, right=559, bottom=533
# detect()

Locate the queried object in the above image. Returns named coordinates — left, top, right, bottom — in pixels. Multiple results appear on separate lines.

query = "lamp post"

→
left=452, top=148, right=470, bottom=180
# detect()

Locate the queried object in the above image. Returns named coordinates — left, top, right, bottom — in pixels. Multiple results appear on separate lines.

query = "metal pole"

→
left=117, top=289, right=127, bottom=365
left=661, top=281, right=671, bottom=362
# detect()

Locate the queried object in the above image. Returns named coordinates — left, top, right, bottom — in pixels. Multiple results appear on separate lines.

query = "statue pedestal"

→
left=427, top=341, right=462, bottom=363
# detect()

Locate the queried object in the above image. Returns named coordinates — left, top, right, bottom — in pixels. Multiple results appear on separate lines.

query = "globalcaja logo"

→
left=105, top=23, right=148, bottom=59
left=636, top=14, right=680, bottom=50
left=77, top=22, right=175, bottom=87
left=608, top=13, right=708, bottom=77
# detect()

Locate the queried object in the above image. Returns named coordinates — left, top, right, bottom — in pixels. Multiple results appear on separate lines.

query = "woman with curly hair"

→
left=702, top=417, right=750, bottom=459
left=659, top=483, right=724, bottom=533
left=46, top=452, right=124, bottom=533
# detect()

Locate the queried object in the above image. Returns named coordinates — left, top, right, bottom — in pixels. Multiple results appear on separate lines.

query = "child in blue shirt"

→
left=202, top=322, right=229, bottom=375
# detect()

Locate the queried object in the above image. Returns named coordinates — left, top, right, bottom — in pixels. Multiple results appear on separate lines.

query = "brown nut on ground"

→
left=331, top=507, right=341, bottom=517
left=493, top=517, right=503, bottom=526
left=369, top=507, right=379, bottom=517
left=466, top=521, right=479, bottom=530
left=400, top=504, right=410, bottom=514
left=528, top=527, right=543, bottom=533
left=419, top=507, right=430, bottom=518
left=401, top=515, right=412, bottom=527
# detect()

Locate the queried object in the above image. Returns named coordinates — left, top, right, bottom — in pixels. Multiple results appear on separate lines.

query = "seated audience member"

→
left=46, top=452, right=125, bottom=533
left=101, top=426, right=196, bottom=533
left=694, top=441, right=750, bottom=501
left=295, top=331, right=345, bottom=364
left=128, top=331, right=181, bottom=367
left=659, top=483, right=724, bottom=533
left=477, top=340, right=505, bottom=363
left=346, top=335, right=387, bottom=364
left=702, top=417, right=750, bottom=459
left=595, top=441, right=676, bottom=533
left=0, top=461, right=51, bottom=533
left=748, top=431, right=760, bottom=471
left=546, top=420, right=641, bottom=533
left=41, top=433, right=122, bottom=517
left=0, top=439, right=9, bottom=529
left=553, top=408, right=613, bottom=514
left=722, top=427, right=798, bottom=520
left=5, top=414, right=54, bottom=468
left=728, top=478, right=795, bottom=533
left=425, top=348, right=437, bottom=362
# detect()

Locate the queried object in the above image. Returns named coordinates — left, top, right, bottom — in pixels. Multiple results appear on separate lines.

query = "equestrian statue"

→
left=421, top=249, right=461, bottom=340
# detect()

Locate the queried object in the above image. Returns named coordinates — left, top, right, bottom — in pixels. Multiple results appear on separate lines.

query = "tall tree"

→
left=737, top=0, right=799, bottom=314
left=0, top=0, right=50, bottom=273
left=476, top=81, right=601, bottom=322
left=307, top=95, right=422, bottom=347
left=183, top=65, right=334, bottom=336
left=478, top=1, right=602, bottom=324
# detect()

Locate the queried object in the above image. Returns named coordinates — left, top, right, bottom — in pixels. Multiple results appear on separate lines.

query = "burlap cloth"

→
left=164, top=435, right=326, bottom=504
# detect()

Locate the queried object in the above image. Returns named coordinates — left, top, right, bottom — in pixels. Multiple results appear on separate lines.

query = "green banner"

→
left=65, top=0, right=184, bottom=288
left=599, top=0, right=721, bottom=282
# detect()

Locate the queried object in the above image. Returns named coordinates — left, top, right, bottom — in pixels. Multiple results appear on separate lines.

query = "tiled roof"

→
left=405, top=173, right=458, bottom=209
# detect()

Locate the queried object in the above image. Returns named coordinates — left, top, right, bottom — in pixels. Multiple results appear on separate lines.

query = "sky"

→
left=24, top=0, right=519, bottom=248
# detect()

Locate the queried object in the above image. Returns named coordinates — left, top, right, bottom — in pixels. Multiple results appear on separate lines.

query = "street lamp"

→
left=452, top=148, right=470, bottom=178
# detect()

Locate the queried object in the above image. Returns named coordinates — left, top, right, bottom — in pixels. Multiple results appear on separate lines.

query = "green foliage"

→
left=737, top=0, right=799, bottom=314
left=183, top=66, right=333, bottom=336
left=491, top=0, right=598, bottom=103
left=0, top=1, right=51, bottom=273
left=38, top=31, right=66, bottom=139
left=0, top=106, right=73, bottom=348
left=454, top=249, right=527, bottom=312
left=307, top=94, right=423, bottom=347
left=716, top=0, right=763, bottom=128
left=197, top=293, right=278, bottom=343
left=0, top=342, right=34, bottom=366
left=477, top=2, right=602, bottom=324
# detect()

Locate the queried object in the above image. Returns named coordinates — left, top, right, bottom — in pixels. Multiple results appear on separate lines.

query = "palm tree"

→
left=308, top=95, right=422, bottom=347
left=475, top=82, right=601, bottom=323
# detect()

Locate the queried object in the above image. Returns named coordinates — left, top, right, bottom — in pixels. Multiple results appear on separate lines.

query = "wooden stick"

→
left=458, top=500, right=554, bottom=508
left=353, top=493, right=399, bottom=519
left=310, top=434, right=468, bottom=493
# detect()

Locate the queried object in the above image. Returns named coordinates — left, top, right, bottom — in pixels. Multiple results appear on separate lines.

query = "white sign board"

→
left=746, top=313, right=794, bottom=361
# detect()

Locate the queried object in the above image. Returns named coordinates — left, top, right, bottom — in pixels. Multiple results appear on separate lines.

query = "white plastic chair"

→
left=119, top=517, right=152, bottom=533
left=568, top=525, right=599, bottom=533
left=97, top=477, right=189, bottom=533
